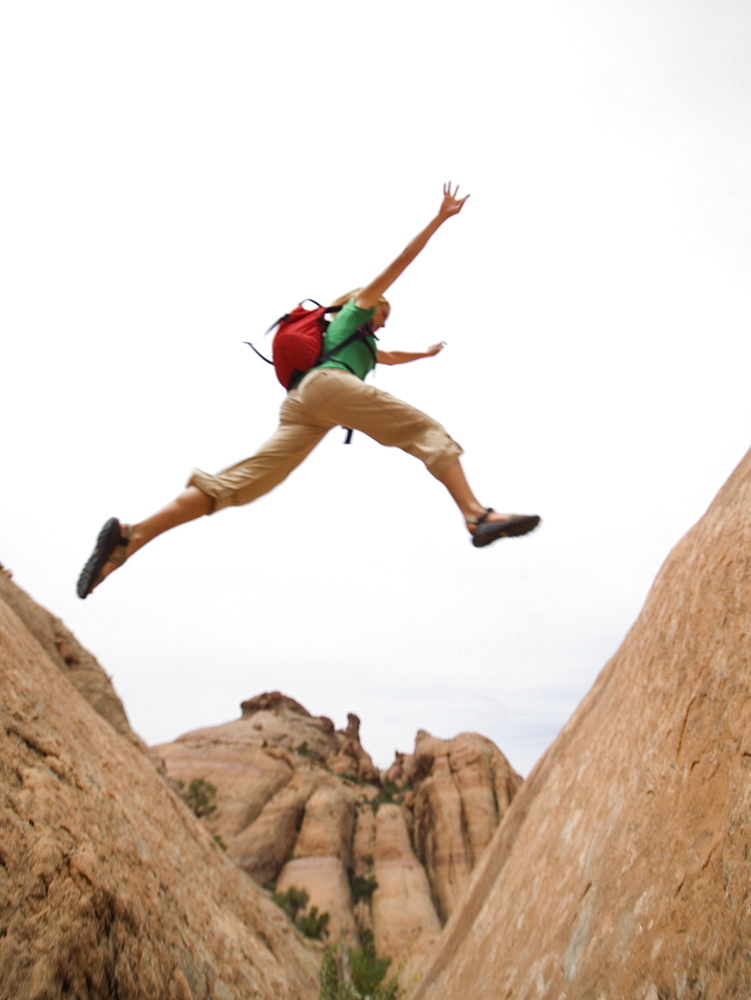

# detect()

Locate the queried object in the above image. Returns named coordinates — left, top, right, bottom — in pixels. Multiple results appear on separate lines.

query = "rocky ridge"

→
left=0, top=568, right=143, bottom=752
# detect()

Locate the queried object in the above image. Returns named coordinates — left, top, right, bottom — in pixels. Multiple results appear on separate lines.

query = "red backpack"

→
left=246, top=299, right=375, bottom=391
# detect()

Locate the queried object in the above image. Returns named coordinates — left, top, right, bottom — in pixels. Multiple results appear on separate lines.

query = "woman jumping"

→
left=77, top=184, right=540, bottom=599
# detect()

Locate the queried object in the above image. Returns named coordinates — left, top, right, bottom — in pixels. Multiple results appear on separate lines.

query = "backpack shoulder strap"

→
left=316, top=325, right=379, bottom=367
left=244, top=340, right=273, bottom=364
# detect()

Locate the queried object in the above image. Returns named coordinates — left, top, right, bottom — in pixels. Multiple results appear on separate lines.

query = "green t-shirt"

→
left=313, top=299, right=378, bottom=381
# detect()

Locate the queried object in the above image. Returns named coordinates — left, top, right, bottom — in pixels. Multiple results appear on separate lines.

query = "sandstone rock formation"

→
left=0, top=566, right=523, bottom=998
left=412, top=448, right=751, bottom=1000
left=388, top=729, right=522, bottom=923
left=155, top=692, right=522, bottom=977
left=0, top=574, right=319, bottom=1000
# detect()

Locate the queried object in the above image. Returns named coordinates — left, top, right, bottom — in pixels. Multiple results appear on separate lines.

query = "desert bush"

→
left=295, top=905, right=330, bottom=941
left=272, top=886, right=309, bottom=921
left=174, top=777, right=218, bottom=818
left=348, top=867, right=378, bottom=904
left=272, top=886, right=330, bottom=940
left=319, top=936, right=398, bottom=1000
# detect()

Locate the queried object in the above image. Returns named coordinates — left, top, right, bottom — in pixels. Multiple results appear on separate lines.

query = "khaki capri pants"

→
left=187, top=369, right=464, bottom=513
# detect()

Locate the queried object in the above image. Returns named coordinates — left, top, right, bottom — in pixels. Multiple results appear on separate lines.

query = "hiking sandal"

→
left=469, top=508, right=541, bottom=548
left=77, top=518, right=133, bottom=599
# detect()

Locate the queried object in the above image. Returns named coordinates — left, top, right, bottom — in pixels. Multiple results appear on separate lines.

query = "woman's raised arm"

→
left=355, top=183, right=469, bottom=311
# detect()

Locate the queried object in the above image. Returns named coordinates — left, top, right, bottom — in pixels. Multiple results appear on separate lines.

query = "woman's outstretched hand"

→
left=355, top=184, right=469, bottom=310
left=439, top=182, right=469, bottom=219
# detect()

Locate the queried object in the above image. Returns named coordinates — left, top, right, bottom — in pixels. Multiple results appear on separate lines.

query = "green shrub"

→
left=175, top=778, right=218, bottom=818
left=370, top=780, right=400, bottom=813
left=319, top=950, right=349, bottom=1000
left=350, top=933, right=393, bottom=997
left=339, top=773, right=365, bottom=785
left=272, top=886, right=309, bottom=921
left=296, top=740, right=324, bottom=762
left=348, top=867, right=378, bottom=904
left=319, top=938, right=399, bottom=1000
left=272, top=886, right=330, bottom=941
left=295, top=905, right=330, bottom=941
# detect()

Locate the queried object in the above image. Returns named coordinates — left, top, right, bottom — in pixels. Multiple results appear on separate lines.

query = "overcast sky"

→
left=3, top=0, right=750, bottom=777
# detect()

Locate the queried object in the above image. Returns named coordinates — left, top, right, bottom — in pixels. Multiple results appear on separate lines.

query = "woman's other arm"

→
left=376, top=342, right=447, bottom=365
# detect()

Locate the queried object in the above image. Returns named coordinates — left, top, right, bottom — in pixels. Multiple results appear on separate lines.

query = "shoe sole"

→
left=76, top=517, right=121, bottom=599
left=472, top=514, right=541, bottom=548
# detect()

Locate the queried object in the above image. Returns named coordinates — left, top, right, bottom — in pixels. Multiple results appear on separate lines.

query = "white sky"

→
left=2, top=1, right=750, bottom=776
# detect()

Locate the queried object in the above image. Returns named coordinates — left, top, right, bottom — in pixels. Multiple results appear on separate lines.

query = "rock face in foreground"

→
left=412, top=448, right=751, bottom=1000
left=0, top=569, right=143, bottom=751
left=0, top=574, right=318, bottom=1000
left=155, top=693, right=522, bottom=979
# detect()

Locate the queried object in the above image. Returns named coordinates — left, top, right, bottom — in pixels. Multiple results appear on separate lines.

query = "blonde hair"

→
left=330, top=288, right=390, bottom=309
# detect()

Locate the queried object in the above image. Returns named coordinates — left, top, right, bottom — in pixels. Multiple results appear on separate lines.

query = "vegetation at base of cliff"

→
left=319, top=933, right=399, bottom=1000
left=174, top=777, right=218, bottom=818
left=272, top=886, right=330, bottom=940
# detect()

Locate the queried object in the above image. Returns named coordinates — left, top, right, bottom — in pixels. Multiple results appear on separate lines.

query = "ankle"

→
left=126, top=524, right=145, bottom=556
left=465, top=505, right=490, bottom=525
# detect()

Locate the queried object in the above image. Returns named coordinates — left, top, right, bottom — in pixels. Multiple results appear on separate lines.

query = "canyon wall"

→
left=411, top=448, right=751, bottom=1000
